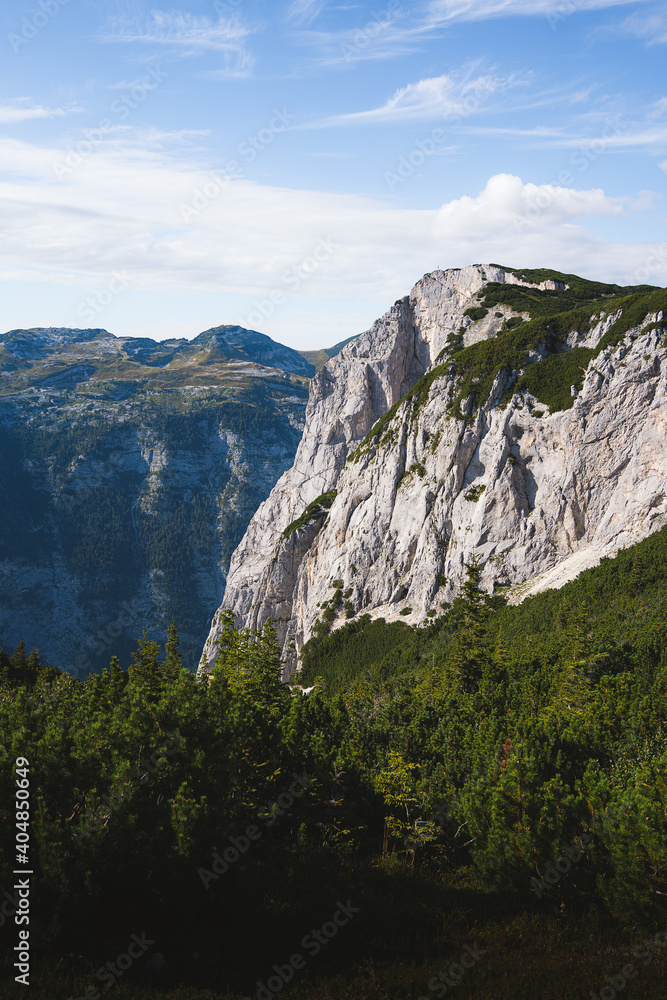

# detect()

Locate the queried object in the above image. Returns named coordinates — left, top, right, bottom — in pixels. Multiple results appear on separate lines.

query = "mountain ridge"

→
left=203, top=264, right=667, bottom=677
left=0, top=323, right=317, bottom=673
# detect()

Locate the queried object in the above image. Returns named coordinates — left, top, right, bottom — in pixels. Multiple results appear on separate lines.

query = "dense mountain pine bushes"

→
left=1, top=527, right=667, bottom=997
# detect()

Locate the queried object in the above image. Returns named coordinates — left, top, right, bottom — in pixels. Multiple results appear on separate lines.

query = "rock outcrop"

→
left=203, top=265, right=667, bottom=678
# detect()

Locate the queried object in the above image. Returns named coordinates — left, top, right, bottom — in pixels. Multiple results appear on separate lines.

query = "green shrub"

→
left=464, top=484, right=486, bottom=502
left=281, top=490, right=338, bottom=538
left=464, top=306, right=488, bottom=322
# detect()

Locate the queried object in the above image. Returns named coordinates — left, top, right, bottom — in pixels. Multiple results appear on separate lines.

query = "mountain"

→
left=203, top=264, right=667, bottom=677
left=298, top=335, right=359, bottom=372
left=0, top=324, right=313, bottom=673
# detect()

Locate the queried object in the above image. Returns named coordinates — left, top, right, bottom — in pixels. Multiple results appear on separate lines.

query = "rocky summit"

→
left=0, top=324, right=315, bottom=673
left=203, top=264, right=667, bottom=678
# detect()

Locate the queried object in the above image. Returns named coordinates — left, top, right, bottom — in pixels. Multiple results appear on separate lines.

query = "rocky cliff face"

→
left=0, top=325, right=312, bottom=674
left=203, top=264, right=667, bottom=677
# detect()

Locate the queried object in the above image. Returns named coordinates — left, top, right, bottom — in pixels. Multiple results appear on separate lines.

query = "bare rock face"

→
left=202, top=265, right=667, bottom=678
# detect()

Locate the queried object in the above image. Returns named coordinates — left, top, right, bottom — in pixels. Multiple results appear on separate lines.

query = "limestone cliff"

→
left=202, top=265, right=667, bottom=677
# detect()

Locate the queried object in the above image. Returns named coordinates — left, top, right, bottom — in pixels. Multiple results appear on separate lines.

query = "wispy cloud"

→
left=426, top=0, right=647, bottom=25
left=619, top=9, right=667, bottom=44
left=648, top=97, right=667, bottom=119
left=0, top=102, right=74, bottom=125
left=97, top=9, right=252, bottom=55
left=289, top=8, right=431, bottom=71
left=201, top=50, right=255, bottom=79
left=287, top=0, right=329, bottom=25
left=304, top=70, right=514, bottom=127
left=464, top=120, right=667, bottom=155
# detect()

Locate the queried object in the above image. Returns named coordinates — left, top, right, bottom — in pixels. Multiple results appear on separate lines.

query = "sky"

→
left=0, top=0, right=666, bottom=349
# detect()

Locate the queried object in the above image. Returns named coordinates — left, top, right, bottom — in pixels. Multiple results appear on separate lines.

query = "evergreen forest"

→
left=1, top=525, right=667, bottom=998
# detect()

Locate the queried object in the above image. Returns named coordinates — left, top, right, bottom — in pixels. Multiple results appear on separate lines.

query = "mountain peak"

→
left=190, top=325, right=315, bottom=377
left=204, top=265, right=667, bottom=676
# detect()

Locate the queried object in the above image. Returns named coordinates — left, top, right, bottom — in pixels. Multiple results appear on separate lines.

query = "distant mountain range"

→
left=0, top=323, right=352, bottom=673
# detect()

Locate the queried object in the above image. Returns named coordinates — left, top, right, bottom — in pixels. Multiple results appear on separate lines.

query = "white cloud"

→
left=287, top=0, right=329, bottom=25
left=288, top=11, right=429, bottom=71
left=0, top=133, right=662, bottom=323
left=97, top=9, right=252, bottom=55
left=648, top=97, right=667, bottom=119
left=427, top=0, right=646, bottom=25
left=306, top=71, right=511, bottom=127
left=469, top=122, right=667, bottom=152
left=660, top=160, right=667, bottom=171
left=0, top=102, right=72, bottom=125
left=201, top=51, right=256, bottom=79
left=435, top=173, right=623, bottom=237
left=619, top=9, right=667, bottom=44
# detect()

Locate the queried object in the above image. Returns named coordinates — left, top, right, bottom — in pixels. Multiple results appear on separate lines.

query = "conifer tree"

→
left=164, top=621, right=182, bottom=681
left=451, top=557, right=488, bottom=692
left=129, top=629, right=162, bottom=698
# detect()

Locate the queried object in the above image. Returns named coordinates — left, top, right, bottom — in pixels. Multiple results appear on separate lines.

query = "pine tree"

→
left=246, top=618, right=289, bottom=712
left=450, top=558, right=488, bottom=692
left=129, top=629, right=162, bottom=698
left=108, top=655, right=125, bottom=702
left=164, top=621, right=182, bottom=682
left=11, top=640, right=28, bottom=686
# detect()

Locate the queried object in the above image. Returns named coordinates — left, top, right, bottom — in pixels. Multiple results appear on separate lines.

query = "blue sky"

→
left=0, top=0, right=665, bottom=349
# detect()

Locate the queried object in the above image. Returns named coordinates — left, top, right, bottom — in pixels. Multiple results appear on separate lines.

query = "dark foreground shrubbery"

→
left=1, top=528, right=667, bottom=997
